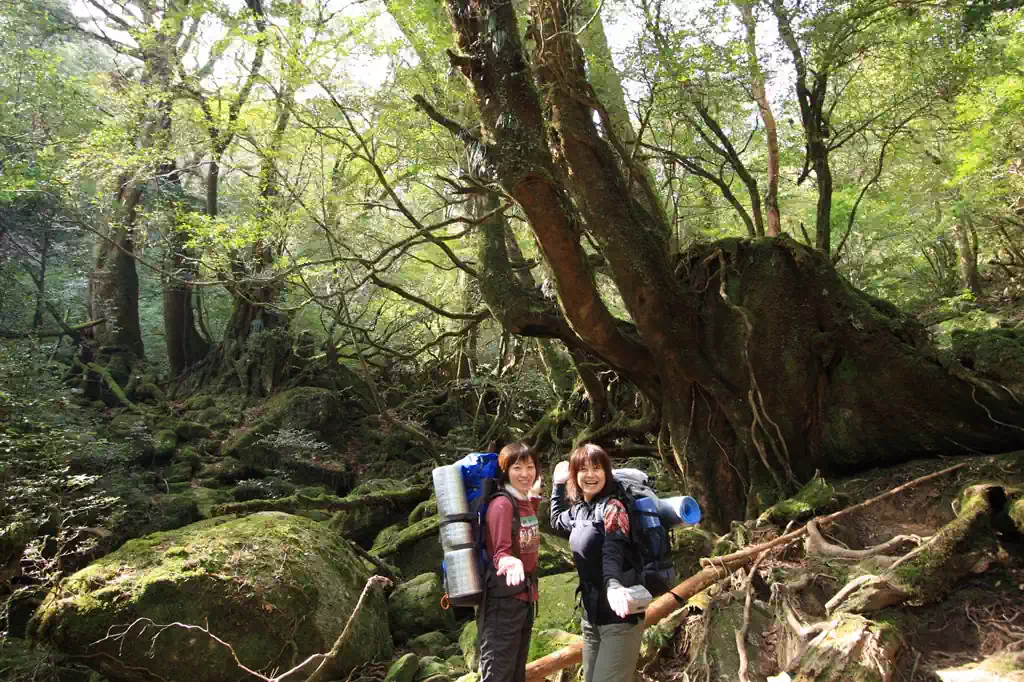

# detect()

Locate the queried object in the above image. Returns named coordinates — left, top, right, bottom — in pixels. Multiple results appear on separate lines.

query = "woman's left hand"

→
left=606, top=586, right=631, bottom=618
left=497, top=556, right=525, bottom=586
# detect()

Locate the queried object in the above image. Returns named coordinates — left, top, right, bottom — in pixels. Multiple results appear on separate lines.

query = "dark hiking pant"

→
left=478, top=596, right=534, bottom=682
left=581, top=619, right=644, bottom=682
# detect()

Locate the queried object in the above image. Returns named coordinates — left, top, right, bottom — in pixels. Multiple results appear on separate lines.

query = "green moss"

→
left=409, top=498, right=438, bottom=524
left=537, top=532, right=574, bottom=576
left=459, top=621, right=478, bottom=671
left=757, top=475, right=839, bottom=526
left=30, top=512, right=388, bottom=682
left=527, top=629, right=582, bottom=662
left=535, top=572, right=580, bottom=634
left=153, top=429, right=178, bottom=458
left=385, top=653, right=421, bottom=682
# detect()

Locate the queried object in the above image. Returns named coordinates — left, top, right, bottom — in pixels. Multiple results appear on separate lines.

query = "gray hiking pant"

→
left=581, top=619, right=645, bottom=682
left=478, top=596, right=534, bottom=682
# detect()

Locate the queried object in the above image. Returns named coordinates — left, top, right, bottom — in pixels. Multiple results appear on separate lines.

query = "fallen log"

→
left=0, top=318, right=105, bottom=339
left=523, top=461, right=968, bottom=682
left=211, top=485, right=432, bottom=517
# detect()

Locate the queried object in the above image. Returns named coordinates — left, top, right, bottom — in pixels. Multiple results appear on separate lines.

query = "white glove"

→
left=530, top=475, right=543, bottom=497
left=553, top=461, right=570, bottom=485
left=606, top=585, right=631, bottom=619
left=496, top=555, right=525, bottom=587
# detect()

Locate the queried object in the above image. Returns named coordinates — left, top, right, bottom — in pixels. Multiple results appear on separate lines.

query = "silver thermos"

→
left=432, top=465, right=482, bottom=604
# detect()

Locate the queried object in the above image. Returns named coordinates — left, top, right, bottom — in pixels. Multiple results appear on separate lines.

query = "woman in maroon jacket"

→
left=478, top=442, right=543, bottom=682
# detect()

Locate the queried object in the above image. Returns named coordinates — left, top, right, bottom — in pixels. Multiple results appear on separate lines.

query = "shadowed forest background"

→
left=2, top=0, right=1024, bottom=678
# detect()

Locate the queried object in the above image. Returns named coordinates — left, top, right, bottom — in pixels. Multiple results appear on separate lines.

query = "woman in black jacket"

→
left=550, top=443, right=644, bottom=682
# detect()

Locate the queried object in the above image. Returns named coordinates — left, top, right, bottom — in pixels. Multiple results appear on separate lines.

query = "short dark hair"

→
left=497, top=442, right=540, bottom=485
left=566, top=443, right=614, bottom=502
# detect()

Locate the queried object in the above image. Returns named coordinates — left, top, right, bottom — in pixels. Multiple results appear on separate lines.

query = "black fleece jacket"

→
left=550, top=483, right=640, bottom=626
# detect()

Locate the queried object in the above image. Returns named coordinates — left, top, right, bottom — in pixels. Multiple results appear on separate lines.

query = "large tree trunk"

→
left=88, top=175, right=145, bottom=359
left=431, top=0, right=1024, bottom=532
left=953, top=216, right=983, bottom=296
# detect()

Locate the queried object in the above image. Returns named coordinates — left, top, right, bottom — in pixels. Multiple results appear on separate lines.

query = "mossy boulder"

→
left=409, top=498, right=438, bottom=524
left=29, top=512, right=391, bottom=682
left=536, top=572, right=580, bottom=633
left=459, top=621, right=478, bottom=671
left=384, top=653, right=421, bottom=682
left=372, top=516, right=442, bottom=579
left=537, top=533, right=574, bottom=577
left=331, top=479, right=417, bottom=547
left=671, top=527, right=714, bottom=579
left=107, top=413, right=147, bottom=439
left=415, top=656, right=449, bottom=680
left=388, top=572, right=457, bottom=643
left=757, top=475, right=840, bottom=526
left=410, top=631, right=451, bottom=656
left=952, top=328, right=1024, bottom=393
left=184, top=395, right=216, bottom=411
left=153, top=430, right=178, bottom=459
left=174, top=421, right=213, bottom=441
left=197, top=405, right=234, bottom=429
left=528, top=629, right=582, bottom=662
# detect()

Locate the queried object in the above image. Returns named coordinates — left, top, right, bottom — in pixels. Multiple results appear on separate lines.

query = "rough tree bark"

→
left=422, top=0, right=1024, bottom=530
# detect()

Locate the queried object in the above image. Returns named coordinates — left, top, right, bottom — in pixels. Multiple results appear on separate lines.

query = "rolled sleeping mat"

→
left=439, top=518, right=474, bottom=552
left=656, top=495, right=702, bottom=526
left=443, top=547, right=483, bottom=605
left=432, top=464, right=470, bottom=518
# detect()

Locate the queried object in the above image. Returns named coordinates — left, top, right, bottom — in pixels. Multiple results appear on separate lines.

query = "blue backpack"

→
left=441, top=452, right=525, bottom=607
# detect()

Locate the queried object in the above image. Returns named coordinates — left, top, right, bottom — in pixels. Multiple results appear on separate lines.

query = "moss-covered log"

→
left=211, top=485, right=431, bottom=517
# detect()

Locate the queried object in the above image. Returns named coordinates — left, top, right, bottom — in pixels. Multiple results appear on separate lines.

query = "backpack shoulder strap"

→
left=488, top=488, right=522, bottom=558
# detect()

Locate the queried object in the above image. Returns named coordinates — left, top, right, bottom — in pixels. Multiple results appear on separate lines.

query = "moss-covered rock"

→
left=372, top=516, right=442, bottom=579
left=535, top=572, right=580, bottom=634
left=536, top=533, right=575, bottom=577
left=107, top=413, right=147, bottom=439
left=410, top=631, right=451, bottom=656
left=671, top=527, right=714, bottom=579
left=388, top=573, right=457, bottom=643
left=459, top=621, right=478, bottom=671
left=174, top=421, right=213, bottom=441
left=409, top=498, right=438, bottom=524
left=757, top=475, right=840, bottom=526
left=528, top=629, right=582, bottom=662
left=445, top=655, right=467, bottom=673
left=153, top=429, right=178, bottom=459
left=184, top=395, right=216, bottom=411
left=197, top=405, right=233, bottom=429
left=415, top=656, right=449, bottom=681
left=952, top=328, right=1024, bottom=394
left=332, top=479, right=418, bottom=548
left=29, top=512, right=391, bottom=682
left=384, top=653, right=421, bottom=682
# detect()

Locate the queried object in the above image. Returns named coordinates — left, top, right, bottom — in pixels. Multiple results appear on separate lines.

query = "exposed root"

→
left=735, top=550, right=769, bottom=682
left=804, top=520, right=926, bottom=560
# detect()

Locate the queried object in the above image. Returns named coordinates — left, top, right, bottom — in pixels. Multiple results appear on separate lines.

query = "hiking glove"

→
left=606, top=584, right=631, bottom=619
left=553, top=461, right=570, bottom=485
left=496, top=555, right=525, bottom=586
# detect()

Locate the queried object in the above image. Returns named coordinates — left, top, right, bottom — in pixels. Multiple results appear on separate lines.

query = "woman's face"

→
left=507, top=458, right=537, bottom=496
left=577, top=460, right=606, bottom=501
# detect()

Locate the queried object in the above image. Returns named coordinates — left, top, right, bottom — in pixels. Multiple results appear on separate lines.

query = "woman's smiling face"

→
left=577, top=460, right=606, bottom=501
left=507, top=458, right=537, bottom=495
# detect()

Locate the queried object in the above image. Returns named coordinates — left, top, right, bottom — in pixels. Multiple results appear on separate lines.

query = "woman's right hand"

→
left=552, top=461, right=570, bottom=485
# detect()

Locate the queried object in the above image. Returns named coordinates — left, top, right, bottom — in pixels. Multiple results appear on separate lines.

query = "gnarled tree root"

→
left=827, top=484, right=1003, bottom=615
left=778, top=613, right=903, bottom=682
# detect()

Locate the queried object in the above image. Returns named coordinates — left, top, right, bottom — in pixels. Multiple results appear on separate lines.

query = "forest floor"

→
left=642, top=453, right=1024, bottom=682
